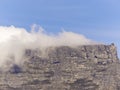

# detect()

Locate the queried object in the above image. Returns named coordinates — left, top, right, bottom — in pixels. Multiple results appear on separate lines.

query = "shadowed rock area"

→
left=0, top=43, right=120, bottom=90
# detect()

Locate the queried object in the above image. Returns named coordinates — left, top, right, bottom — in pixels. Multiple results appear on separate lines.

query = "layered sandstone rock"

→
left=0, top=43, right=119, bottom=90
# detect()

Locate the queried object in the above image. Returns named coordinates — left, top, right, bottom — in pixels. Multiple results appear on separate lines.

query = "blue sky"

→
left=0, top=0, right=120, bottom=56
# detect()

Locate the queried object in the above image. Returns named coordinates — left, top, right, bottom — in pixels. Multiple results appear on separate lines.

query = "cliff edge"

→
left=0, top=43, right=120, bottom=90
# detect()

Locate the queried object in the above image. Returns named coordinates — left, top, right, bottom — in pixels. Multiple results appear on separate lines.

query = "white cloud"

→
left=0, top=25, right=98, bottom=71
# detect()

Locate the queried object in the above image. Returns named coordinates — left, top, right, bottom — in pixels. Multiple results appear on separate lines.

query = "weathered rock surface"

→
left=0, top=43, right=120, bottom=90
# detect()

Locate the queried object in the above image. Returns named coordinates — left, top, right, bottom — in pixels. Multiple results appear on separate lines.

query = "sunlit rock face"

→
left=0, top=43, right=120, bottom=90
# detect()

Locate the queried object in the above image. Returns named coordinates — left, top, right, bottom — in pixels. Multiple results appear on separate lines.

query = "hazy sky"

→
left=0, top=0, right=120, bottom=56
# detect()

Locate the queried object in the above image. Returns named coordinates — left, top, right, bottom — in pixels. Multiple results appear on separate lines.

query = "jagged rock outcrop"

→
left=0, top=43, right=120, bottom=90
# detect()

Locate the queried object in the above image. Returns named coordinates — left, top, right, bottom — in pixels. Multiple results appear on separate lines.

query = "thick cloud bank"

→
left=0, top=25, right=98, bottom=71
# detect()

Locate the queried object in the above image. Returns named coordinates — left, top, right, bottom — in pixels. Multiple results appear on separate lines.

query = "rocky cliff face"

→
left=0, top=43, right=120, bottom=90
